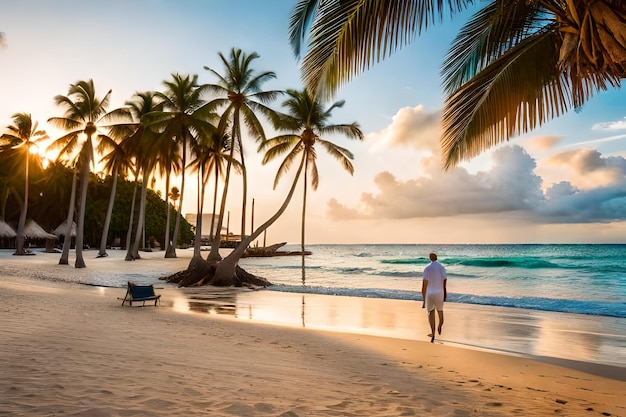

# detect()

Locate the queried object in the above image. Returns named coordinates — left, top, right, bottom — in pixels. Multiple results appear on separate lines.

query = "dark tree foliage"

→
left=1, top=162, right=193, bottom=249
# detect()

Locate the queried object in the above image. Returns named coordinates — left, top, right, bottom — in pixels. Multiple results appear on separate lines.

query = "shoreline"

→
left=2, top=273, right=626, bottom=416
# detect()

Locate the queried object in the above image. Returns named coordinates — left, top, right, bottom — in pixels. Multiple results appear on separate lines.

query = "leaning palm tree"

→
left=48, top=79, right=114, bottom=268
left=262, top=89, right=363, bottom=283
left=1, top=113, right=48, bottom=255
left=144, top=73, right=216, bottom=258
left=204, top=48, right=282, bottom=259
left=289, top=0, right=626, bottom=168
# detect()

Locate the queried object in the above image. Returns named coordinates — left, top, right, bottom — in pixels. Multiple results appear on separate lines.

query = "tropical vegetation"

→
left=0, top=161, right=194, bottom=250
left=0, top=46, right=364, bottom=287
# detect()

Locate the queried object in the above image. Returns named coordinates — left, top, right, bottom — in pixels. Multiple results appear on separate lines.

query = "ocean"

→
left=4, top=244, right=624, bottom=319
left=239, top=243, right=626, bottom=319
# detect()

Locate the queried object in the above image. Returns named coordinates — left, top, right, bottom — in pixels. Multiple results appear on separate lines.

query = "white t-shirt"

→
left=423, top=261, right=447, bottom=295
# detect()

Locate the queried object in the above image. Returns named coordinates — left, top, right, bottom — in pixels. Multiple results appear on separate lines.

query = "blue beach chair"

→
left=121, top=281, right=161, bottom=307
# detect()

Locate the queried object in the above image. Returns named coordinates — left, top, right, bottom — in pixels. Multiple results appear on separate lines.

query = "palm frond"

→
left=289, top=0, right=320, bottom=58
left=308, top=155, right=320, bottom=190
left=295, top=0, right=471, bottom=98
left=240, top=105, right=266, bottom=142
left=261, top=135, right=301, bottom=161
left=273, top=143, right=304, bottom=189
left=95, top=134, right=118, bottom=155
left=317, top=123, right=364, bottom=140
left=100, top=107, right=133, bottom=125
left=248, top=89, right=284, bottom=104
left=243, top=71, right=278, bottom=95
left=47, top=117, right=83, bottom=132
left=442, top=1, right=547, bottom=93
left=317, top=138, right=355, bottom=174
left=441, top=29, right=568, bottom=169
left=49, top=132, right=81, bottom=162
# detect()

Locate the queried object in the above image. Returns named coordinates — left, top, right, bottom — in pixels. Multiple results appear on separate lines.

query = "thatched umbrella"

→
left=23, top=219, right=57, bottom=240
left=53, top=220, right=77, bottom=238
left=0, top=220, right=17, bottom=239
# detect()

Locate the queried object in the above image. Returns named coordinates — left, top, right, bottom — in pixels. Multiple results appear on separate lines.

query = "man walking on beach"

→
left=422, top=252, right=447, bottom=343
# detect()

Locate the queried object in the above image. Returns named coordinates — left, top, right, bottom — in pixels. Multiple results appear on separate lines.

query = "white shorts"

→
left=425, top=292, right=444, bottom=312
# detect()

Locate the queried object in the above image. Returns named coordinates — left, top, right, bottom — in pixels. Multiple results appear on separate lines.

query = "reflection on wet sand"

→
left=170, top=287, right=241, bottom=315
left=166, top=287, right=626, bottom=371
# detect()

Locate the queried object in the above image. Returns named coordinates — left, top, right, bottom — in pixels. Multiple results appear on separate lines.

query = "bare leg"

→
left=437, top=310, right=444, bottom=335
left=428, top=310, right=436, bottom=342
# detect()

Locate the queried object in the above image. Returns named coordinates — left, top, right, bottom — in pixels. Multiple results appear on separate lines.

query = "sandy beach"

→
left=1, top=250, right=625, bottom=416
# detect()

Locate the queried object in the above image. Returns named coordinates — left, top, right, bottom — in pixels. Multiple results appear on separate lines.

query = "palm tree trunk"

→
left=240, top=141, right=247, bottom=240
left=163, top=171, right=172, bottom=256
left=131, top=176, right=148, bottom=259
left=301, top=163, right=308, bottom=284
left=125, top=179, right=139, bottom=261
left=193, top=167, right=206, bottom=258
left=14, top=151, right=29, bottom=256
left=59, top=170, right=78, bottom=265
left=0, top=185, right=9, bottom=220
left=209, top=164, right=219, bottom=243
left=74, top=145, right=91, bottom=268
left=98, top=166, right=118, bottom=257
left=212, top=155, right=305, bottom=285
left=167, top=138, right=187, bottom=258
left=208, top=121, right=239, bottom=262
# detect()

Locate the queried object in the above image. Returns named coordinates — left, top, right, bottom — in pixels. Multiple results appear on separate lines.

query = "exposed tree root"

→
left=161, top=256, right=272, bottom=288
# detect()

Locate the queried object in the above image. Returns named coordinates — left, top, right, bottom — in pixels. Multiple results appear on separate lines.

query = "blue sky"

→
left=2, top=1, right=626, bottom=244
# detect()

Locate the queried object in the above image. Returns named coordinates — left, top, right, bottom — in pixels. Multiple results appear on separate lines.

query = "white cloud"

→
left=327, top=144, right=626, bottom=225
left=366, top=105, right=441, bottom=153
left=329, top=146, right=544, bottom=219
left=592, top=117, right=626, bottom=131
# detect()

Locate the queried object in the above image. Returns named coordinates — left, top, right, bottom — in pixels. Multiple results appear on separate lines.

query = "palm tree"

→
left=144, top=73, right=216, bottom=258
left=48, top=79, right=113, bottom=268
left=204, top=48, right=282, bottom=260
left=150, top=135, right=182, bottom=258
left=262, top=89, right=363, bottom=282
left=188, top=129, right=239, bottom=260
left=1, top=113, right=48, bottom=255
left=96, top=139, right=131, bottom=257
left=116, top=91, right=164, bottom=260
left=289, top=1, right=626, bottom=168
left=93, top=96, right=148, bottom=258
left=169, top=186, right=180, bottom=212
left=57, top=163, right=78, bottom=265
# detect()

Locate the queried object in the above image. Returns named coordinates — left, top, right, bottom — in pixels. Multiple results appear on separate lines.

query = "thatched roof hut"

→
left=53, top=220, right=77, bottom=238
left=24, top=219, right=57, bottom=240
left=0, top=220, right=17, bottom=239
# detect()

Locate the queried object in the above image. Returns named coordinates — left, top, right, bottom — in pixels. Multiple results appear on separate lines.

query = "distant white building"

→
left=184, top=213, right=223, bottom=239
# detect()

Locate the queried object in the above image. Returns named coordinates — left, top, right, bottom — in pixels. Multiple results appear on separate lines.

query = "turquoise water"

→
left=239, top=244, right=626, bottom=318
